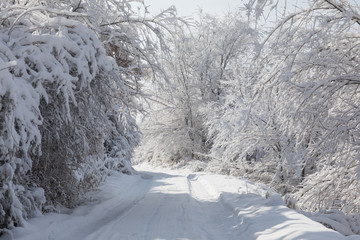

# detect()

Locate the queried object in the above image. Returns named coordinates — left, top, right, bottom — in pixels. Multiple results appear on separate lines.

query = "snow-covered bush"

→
left=262, top=0, right=360, bottom=215
left=206, top=0, right=360, bottom=217
left=0, top=0, right=174, bottom=229
left=0, top=50, right=42, bottom=228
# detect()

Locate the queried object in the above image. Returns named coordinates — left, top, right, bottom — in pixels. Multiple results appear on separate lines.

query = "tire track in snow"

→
left=11, top=166, right=348, bottom=240
left=53, top=174, right=155, bottom=240
left=186, top=173, right=244, bottom=240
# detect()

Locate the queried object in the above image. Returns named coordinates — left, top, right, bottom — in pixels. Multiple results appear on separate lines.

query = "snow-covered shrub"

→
left=204, top=67, right=291, bottom=187
left=205, top=0, right=360, bottom=216
left=301, top=210, right=360, bottom=236
left=266, top=0, right=360, bottom=214
left=135, top=106, right=205, bottom=166
left=0, top=38, right=42, bottom=228
left=0, top=0, right=176, bottom=229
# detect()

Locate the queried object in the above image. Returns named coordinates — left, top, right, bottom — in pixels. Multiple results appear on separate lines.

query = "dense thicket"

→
left=0, top=0, right=175, bottom=230
left=208, top=0, right=360, bottom=214
left=134, top=11, right=256, bottom=165
left=135, top=0, right=360, bottom=235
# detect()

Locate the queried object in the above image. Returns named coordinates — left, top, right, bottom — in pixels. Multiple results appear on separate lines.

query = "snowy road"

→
left=9, top=165, right=356, bottom=240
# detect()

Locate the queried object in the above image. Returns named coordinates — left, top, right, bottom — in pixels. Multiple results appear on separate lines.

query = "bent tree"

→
left=0, top=0, right=178, bottom=229
left=208, top=0, right=360, bottom=215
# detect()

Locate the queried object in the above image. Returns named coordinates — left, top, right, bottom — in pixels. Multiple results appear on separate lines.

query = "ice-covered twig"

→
left=8, top=6, right=88, bottom=35
left=0, top=60, right=16, bottom=71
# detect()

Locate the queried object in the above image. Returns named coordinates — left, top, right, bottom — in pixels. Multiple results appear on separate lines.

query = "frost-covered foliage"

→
left=135, top=33, right=206, bottom=165
left=205, top=0, right=360, bottom=226
left=302, top=210, right=360, bottom=236
left=0, top=0, right=175, bottom=230
left=135, top=12, right=256, bottom=165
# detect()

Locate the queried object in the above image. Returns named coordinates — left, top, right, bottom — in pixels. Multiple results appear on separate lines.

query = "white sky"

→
left=144, top=0, right=244, bottom=17
left=144, top=0, right=360, bottom=18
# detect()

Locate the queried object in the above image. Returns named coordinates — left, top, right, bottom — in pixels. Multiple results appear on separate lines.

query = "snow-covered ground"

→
left=5, top=164, right=360, bottom=240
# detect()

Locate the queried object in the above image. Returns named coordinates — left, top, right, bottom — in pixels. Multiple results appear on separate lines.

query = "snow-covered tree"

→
left=206, top=0, right=360, bottom=216
left=134, top=27, right=202, bottom=164
left=0, top=0, right=177, bottom=230
left=134, top=11, right=256, bottom=166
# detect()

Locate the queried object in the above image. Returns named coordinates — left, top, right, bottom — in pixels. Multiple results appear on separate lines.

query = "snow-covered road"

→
left=9, top=165, right=358, bottom=240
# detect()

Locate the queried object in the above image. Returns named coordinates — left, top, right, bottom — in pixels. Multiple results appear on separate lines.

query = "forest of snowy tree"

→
left=1, top=0, right=360, bottom=236
left=135, top=0, right=360, bottom=234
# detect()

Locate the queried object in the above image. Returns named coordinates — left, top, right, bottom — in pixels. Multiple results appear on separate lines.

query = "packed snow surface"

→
left=7, top=164, right=360, bottom=240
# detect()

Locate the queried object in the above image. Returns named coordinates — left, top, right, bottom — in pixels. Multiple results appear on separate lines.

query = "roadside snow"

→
left=4, top=164, right=360, bottom=240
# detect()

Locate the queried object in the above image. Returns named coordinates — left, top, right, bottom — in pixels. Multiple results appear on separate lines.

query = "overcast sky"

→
left=144, top=0, right=243, bottom=17
left=144, top=0, right=360, bottom=18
